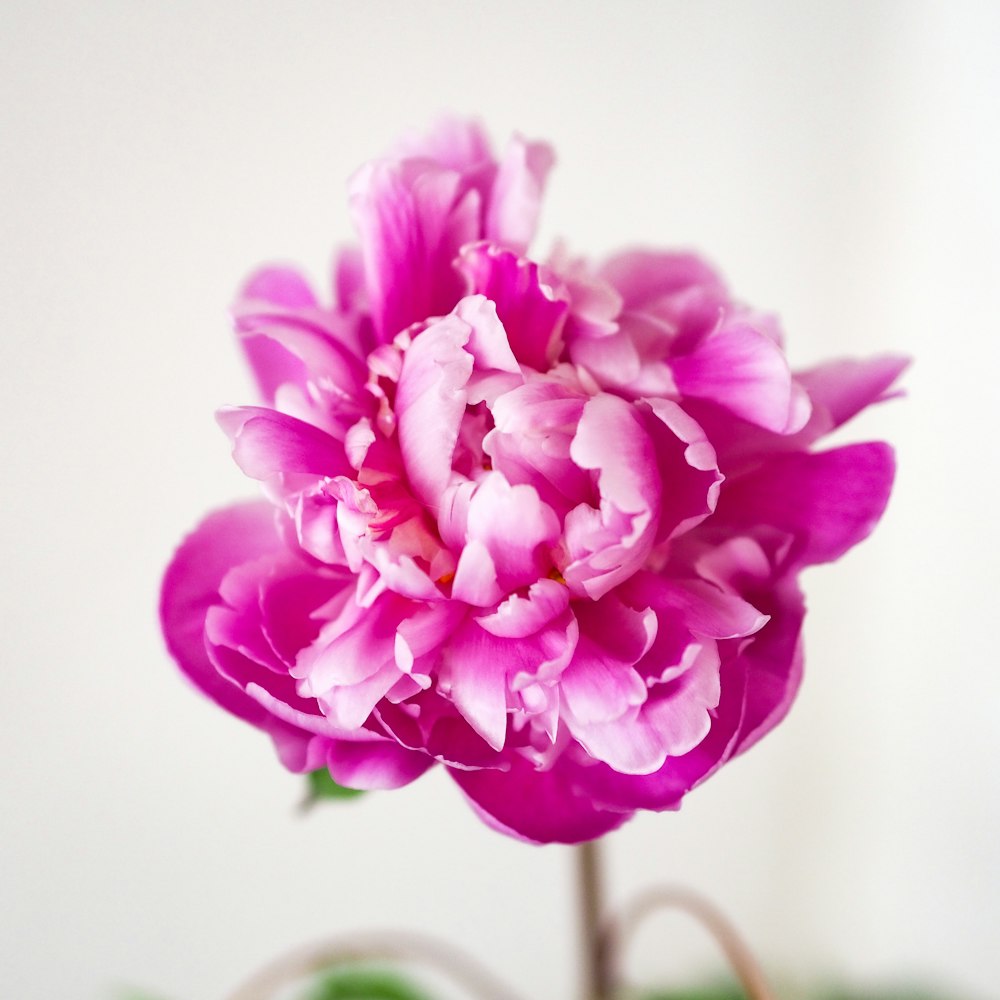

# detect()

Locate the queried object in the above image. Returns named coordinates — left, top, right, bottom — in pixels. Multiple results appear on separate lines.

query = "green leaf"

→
left=298, top=965, right=434, bottom=1000
left=303, top=769, right=366, bottom=806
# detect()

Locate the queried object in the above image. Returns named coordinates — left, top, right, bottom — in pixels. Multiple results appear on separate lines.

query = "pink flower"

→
left=161, top=120, right=905, bottom=843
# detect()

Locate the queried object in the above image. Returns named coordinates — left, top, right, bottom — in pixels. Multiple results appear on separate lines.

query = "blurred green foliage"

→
left=112, top=969, right=963, bottom=1000
left=297, top=965, right=433, bottom=1000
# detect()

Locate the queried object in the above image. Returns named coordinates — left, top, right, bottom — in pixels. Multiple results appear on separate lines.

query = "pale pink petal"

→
left=233, top=268, right=368, bottom=413
left=439, top=620, right=511, bottom=750
left=563, top=393, right=660, bottom=598
left=486, top=135, right=555, bottom=254
left=475, top=578, right=570, bottom=639
left=569, top=640, right=720, bottom=775
left=451, top=539, right=503, bottom=608
left=598, top=250, right=726, bottom=310
left=484, top=378, right=591, bottom=512
left=296, top=591, right=403, bottom=693
left=464, top=472, right=561, bottom=593
left=394, top=314, right=472, bottom=505
left=559, top=595, right=656, bottom=725
left=389, top=117, right=494, bottom=171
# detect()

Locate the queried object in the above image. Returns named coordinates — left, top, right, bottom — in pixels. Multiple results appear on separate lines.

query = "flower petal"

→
left=671, top=320, right=808, bottom=433
left=450, top=750, right=631, bottom=844
left=463, top=472, right=561, bottom=594
left=486, top=134, right=554, bottom=254
left=349, top=158, right=474, bottom=340
left=458, top=242, right=568, bottom=370
left=638, top=398, right=722, bottom=541
left=160, top=503, right=284, bottom=725
left=563, top=393, right=660, bottom=598
left=715, top=442, right=897, bottom=567
left=217, top=406, right=350, bottom=481
left=394, top=314, right=472, bottom=505
left=325, top=740, right=433, bottom=791
left=796, top=354, right=910, bottom=431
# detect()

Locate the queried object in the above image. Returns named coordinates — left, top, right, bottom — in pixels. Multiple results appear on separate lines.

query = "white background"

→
left=2, top=2, right=997, bottom=998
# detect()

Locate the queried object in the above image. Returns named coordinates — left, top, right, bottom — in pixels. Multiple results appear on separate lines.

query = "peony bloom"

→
left=161, top=120, right=905, bottom=843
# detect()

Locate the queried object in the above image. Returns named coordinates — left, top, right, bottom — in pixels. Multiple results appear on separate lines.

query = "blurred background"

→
left=1, top=2, right=997, bottom=998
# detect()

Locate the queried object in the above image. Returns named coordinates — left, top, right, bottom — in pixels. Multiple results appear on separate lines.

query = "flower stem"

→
left=578, top=839, right=612, bottom=1000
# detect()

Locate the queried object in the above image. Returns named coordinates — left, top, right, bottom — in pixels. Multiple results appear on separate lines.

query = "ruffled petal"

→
left=475, top=578, right=570, bottom=639
left=563, top=393, right=660, bottom=598
left=463, top=472, right=561, bottom=594
left=638, top=398, right=723, bottom=541
left=458, top=242, right=568, bottom=371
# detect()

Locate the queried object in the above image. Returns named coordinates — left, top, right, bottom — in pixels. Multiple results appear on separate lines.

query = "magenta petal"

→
left=160, top=503, right=283, bottom=725
left=217, top=406, right=349, bottom=481
left=235, top=267, right=319, bottom=404
left=638, top=398, right=722, bottom=541
left=349, top=159, right=473, bottom=341
left=730, top=575, right=805, bottom=754
left=716, top=442, right=897, bottom=567
left=450, top=750, right=631, bottom=844
left=325, top=740, right=433, bottom=791
left=458, top=242, right=568, bottom=370
left=796, top=354, right=910, bottom=430
left=233, top=270, right=368, bottom=412
left=671, top=321, right=807, bottom=433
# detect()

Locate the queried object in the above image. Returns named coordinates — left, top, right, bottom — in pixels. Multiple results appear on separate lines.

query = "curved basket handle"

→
left=224, top=929, right=531, bottom=1000
left=602, top=886, right=776, bottom=1000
